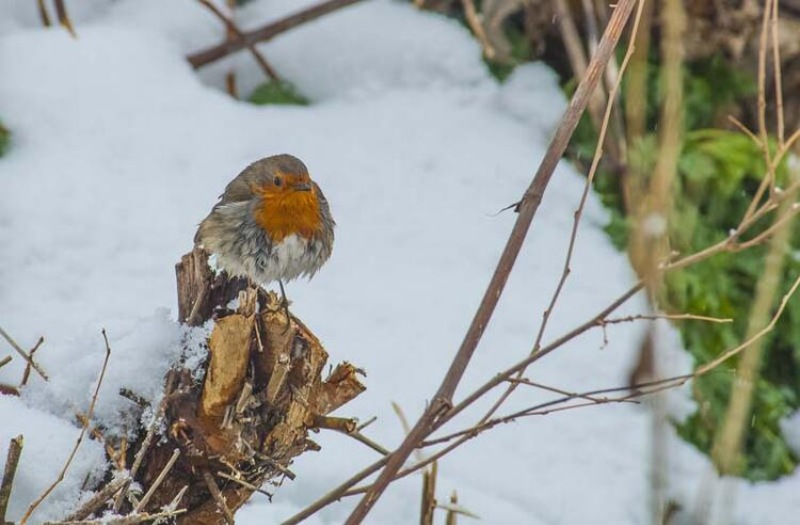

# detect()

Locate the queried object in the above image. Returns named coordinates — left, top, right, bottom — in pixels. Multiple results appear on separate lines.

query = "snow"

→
left=0, top=0, right=797, bottom=523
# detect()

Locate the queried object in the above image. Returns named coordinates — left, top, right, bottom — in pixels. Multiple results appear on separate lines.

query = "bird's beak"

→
left=294, top=182, right=312, bottom=192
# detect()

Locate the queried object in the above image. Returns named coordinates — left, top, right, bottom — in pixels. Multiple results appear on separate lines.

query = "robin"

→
left=195, top=154, right=335, bottom=308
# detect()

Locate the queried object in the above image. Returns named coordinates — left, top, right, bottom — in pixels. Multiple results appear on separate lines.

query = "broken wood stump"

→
left=84, top=248, right=365, bottom=524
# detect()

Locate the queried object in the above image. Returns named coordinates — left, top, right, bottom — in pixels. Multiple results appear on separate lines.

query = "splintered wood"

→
left=86, top=248, right=365, bottom=524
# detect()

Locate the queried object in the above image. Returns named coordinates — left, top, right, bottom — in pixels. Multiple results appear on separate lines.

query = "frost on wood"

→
left=92, top=248, right=364, bottom=524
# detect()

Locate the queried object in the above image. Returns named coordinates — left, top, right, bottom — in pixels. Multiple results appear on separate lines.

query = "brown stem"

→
left=343, top=2, right=640, bottom=521
left=20, top=331, right=111, bottom=524
left=0, top=435, right=23, bottom=522
left=187, top=0, right=365, bottom=69
left=197, top=0, right=279, bottom=81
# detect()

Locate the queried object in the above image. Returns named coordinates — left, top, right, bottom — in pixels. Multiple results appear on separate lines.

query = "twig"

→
left=771, top=0, right=784, bottom=145
left=135, top=448, right=180, bottom=512
left=20, top=336, right=44, bottom=386
left=356, top=416, right=377, bottom=431
left=0, top=356, right=11, bottom=369
left=197, top=0, right=279, bottom=81
left=118, top=388, right=150, bottom=409
left=202, top=470, right=234, bottom=525
left=0, top=435, right=23, bottom=522
left=337, top=429, right=390, bottom=456
left=187, top=0, right=366, bottom=69
left=505, top=377, right=638, bottom=405
left=44, top=508, right=187, bottom=525
left=727, top=115, right=761, bottom=145
left=19, top=330, right=111, bottom=524
left=54, top=0, right=76, bottom=38
left=344, top=4, right=640, bottom=521
left=37, top=0, right=51, bottom=26
left=419, top=461, right=437, bottom=525
left=311, top=415, right=357, bottom=433
left=0, top=326, right=48, bottom=381
left=64, top=475, right=129, bottom=521
left=0, top=384, right=19, bottom=396
left=114, top=370, right=176, bottom=512
left=460, top=0, right=495, bottom=60
left=217, top=472, right=273, bottom=500
left=745, top=0, right=779, bottom=220
left=554, top=0, right=605, bottom=130
left=601, top=313, right=733, bottom=325
left=449, top=0, right=647, bottom=473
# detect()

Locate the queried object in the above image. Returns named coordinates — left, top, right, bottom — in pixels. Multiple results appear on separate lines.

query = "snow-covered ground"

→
left=0, top=1, right=798, bottom=523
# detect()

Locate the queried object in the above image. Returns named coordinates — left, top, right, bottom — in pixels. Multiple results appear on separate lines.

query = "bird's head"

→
left=247, top=155, right=323, bottom=242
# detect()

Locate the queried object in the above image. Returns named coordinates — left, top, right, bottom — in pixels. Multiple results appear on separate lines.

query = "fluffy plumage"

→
left=195, top=154, right=335, bottom=284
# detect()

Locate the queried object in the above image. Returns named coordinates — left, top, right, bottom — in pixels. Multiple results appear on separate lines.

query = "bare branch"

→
left=343, top=5, right=641, bottom=520
left=0, top=435, right=23, bottom=522
left=0, top=326, right=48, bottom=381
left=202, top=470, right=234, bottom=525
left=134, top=448, right=180, bottom=512
left=187, top=0, right=366, bottom=69
left=19, top=331, right=111, bottom=524
left=196, top=0, right=279, bottom=81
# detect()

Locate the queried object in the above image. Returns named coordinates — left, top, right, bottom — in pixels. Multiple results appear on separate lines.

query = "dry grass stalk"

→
left=0, top=327, right=48, bottom=381
left=0, top=436, right=23, bottom=523
left=19, top=332, right=111, bottom=525
left=419, top=461, right=437, bottom=525
left=710, top=0, right=798, bottom=481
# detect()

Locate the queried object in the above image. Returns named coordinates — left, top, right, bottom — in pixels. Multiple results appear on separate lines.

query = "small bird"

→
left=195, top=154, right=335, bottom=306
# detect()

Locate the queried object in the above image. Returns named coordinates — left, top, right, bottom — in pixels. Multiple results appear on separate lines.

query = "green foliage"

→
left=0, top=120, right=9, bottom=157
left=578, top=57, right=799, bottom=480
left=248, top=80, right=309, bottom=106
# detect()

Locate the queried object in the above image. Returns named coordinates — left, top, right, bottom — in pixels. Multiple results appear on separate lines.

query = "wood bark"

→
left=66, top=248, right=364, bottom=524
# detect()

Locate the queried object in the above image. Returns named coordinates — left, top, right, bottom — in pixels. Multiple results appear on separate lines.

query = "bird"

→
left=194, top=154, right=335, bottom=311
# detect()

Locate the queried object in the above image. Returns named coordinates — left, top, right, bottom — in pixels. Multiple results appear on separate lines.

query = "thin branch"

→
left=727, top=115, right=761, bottom=146
left=460, top=0, right=495, bottom=59
left=19, top=331, right=112, bottom=524
left=343, top=3, right=640, bottom=521
left=20, top=336, right=44, bottom=387
left=37, top=0, right=51, bottom=26
left=202, top=470, right=235, bottom=525
left=505, top=377, right=639, bottom=405
left=601, top=313, right=733, bottom=325
left=114, top=370, right=176, bottom=512
left=0, top=326, right=48, bottom=380
left=217, top=472, right=273, bottom=500
left=54, top=0, right=76, bottom=38
left=187, top=0, right=366, bottom=69
left=64, top=475, right=129, bottom=521
left=356, top=416, right=378, bottom=431
left=135, top=448, right=180, bottom=512
left=696, top=274, right=800, bottom=377
left=0, top=356, right=11, bottom=369
left=745, top=0, right=779, bottom=220
left=0, top=435, right=23, bottom=522
left=197, top=0, right=279, bottom=81
left=44, top=508, right=187, bottom=525
left=771, top=0, right=784, bottom=145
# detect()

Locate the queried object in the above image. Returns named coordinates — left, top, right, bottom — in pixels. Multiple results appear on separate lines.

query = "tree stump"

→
left=76, top=248, right=365, bottom=524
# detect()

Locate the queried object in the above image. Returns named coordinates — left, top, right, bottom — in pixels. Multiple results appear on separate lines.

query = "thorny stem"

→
left=343, top=2, right=640, bottom=522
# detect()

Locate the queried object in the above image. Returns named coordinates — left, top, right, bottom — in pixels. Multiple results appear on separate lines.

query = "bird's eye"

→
left=273, top=176, right=283, bottom=187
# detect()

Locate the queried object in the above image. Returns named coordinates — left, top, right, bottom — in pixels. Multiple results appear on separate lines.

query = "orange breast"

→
left=254, top=190, right=322, bottom=242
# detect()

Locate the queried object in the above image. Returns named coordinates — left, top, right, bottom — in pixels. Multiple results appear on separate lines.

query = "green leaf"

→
left=248, top=80, right=309, bottom=106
